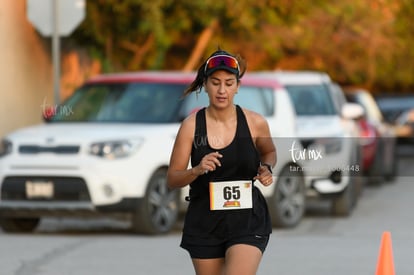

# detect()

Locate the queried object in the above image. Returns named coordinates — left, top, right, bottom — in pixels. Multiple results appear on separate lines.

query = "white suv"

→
left=255, top=71, right=364, bottom=216
left=0, top=72, right=306, bottom=234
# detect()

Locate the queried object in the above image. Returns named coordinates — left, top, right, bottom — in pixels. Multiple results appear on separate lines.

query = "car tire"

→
left=331, top=149, right=360, bottom=216
left=131, top=168, right=179, bottom=235
left=367, top=143, right=385, bottom=184
left=268, top=165, right=306, bottom=228
left=331, top=176, right=357, bottom=216
left=0, top=217, right=40, bottom=233
left=384, top=145, right=398, bottom=182
left=384, top=158, right=398, bottom=182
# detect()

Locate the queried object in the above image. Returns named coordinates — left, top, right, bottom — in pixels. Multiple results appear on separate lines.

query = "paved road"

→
left=1, top=152, right=413, bottom=275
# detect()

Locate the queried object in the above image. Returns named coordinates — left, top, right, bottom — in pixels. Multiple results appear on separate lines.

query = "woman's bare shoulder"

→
left=240, top=107, right=267, bottom=125
left=180, top=112, right=197, bottom=134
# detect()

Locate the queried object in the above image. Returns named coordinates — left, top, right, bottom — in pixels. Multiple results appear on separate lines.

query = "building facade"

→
left=0, top=1, right=53, bottom=137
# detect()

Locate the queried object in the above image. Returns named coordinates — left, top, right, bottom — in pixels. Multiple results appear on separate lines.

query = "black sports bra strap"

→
left=195, top=108, right=207, bottom=137
left=235, top=105, right=252, bottom=138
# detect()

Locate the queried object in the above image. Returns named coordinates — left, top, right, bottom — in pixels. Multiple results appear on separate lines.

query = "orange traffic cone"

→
left=375, top=231, right=395, bottom=275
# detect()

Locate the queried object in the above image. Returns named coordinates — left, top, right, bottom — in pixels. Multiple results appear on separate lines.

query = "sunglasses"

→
left=204, top=55, right=240, bottom=73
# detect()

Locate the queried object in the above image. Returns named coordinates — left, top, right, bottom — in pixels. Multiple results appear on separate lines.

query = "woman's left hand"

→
left=254, top=165, right=273, bottom=186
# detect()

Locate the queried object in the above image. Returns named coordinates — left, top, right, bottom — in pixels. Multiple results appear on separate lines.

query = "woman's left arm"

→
left=255, top=115, right=277, bottom=168
left=249, top=111, right=276, bottom=186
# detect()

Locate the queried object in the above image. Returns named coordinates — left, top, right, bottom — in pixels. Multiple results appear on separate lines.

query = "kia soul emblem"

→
left=45, top=137, right=55, bottom=144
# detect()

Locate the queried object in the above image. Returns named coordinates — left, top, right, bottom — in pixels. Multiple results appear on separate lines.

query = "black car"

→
left=375, top=94, right=414, bottom=145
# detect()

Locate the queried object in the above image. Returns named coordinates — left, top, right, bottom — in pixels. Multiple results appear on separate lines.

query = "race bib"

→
left=209, top=180, right=253, bottom=210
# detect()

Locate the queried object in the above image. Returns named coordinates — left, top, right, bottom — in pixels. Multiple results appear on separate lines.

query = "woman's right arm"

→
left=167, top=115, right=204, bottom=188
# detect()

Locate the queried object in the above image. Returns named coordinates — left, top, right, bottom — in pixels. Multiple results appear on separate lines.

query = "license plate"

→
left=25, top=180, right=54, bottom=199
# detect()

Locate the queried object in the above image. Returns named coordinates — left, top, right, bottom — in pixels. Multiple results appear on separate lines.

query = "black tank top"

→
left=183, top=105, right=272, bottom=239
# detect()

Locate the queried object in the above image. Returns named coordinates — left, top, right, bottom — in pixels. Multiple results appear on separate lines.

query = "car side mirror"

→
left=342, top=103, right=364, bottom=120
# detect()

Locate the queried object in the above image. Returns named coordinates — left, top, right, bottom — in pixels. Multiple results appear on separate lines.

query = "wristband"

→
left=261, top=163, right=273, bottom=174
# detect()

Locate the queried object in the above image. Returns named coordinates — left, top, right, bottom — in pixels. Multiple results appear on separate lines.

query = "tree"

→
left=68, top=0, right=414, bottom=91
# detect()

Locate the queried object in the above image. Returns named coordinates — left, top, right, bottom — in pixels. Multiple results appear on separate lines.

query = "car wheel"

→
left=367, top=144, right=385, bottom=184
left=268, top=165, right=305, bottom=228
left=332, top=149, right=360, bottom=216
left=384, top=146, right=398, bottom=182
left=0, top=217, right=40, bottom=233
left=353, top=144, right=365, bottom=198
left=331, top=177, right=356, bottom=216
left=384, top=157, right=398, bottom=182
left=131, top=168, right=179, bottom=235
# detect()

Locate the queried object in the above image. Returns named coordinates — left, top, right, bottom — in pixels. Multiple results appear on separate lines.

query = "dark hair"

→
left=182, top=49, right=246, bottom=97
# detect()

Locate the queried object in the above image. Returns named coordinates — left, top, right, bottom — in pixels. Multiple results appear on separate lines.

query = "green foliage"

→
left=69, top=0, right=414, bottom=92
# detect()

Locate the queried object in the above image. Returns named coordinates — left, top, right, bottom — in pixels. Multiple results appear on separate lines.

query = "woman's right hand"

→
left=195, top=151, right=223, bottom=175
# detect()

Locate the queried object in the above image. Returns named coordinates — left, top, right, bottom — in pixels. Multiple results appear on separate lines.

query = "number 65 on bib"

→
left=209, top=180, right=253, bottom=210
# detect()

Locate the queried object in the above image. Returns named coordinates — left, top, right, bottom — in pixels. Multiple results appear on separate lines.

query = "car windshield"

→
left=375, top=95, right=414, bottom=123
left=50, top=82, right=186, bottom=123
left=285, top=84, right=336, bottom=116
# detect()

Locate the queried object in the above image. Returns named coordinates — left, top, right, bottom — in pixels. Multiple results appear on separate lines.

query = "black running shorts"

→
left=180, top=234, right=270, bottom=259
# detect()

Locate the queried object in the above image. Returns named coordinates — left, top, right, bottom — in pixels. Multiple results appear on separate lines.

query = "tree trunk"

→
left=182, top=19, right=219, bottom=72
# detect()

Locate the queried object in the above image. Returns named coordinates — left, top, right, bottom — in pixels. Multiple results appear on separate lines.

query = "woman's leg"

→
left=192, top=258, right=225, bottom=275
left=224, top=244, right=263, bottom=275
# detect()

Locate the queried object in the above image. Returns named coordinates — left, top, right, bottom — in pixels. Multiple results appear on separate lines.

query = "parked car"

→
left=0, top=72, right=306, bottom=234
left=254, top=71, right=364, bottom=216
left=328, top=83, right=365, bottom=195
left=375, top=94, right=414, bottom=145
left=344, top=89, right=398, bottom=183
left=395, top=108, right=414, bottom=144
left=375, top=94, right=414, bottom=123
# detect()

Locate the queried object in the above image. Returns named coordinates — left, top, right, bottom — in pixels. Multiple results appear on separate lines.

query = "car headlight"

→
left=89, top=139, right=143, bottom=159
left=0, top=139, right=12, bottom=157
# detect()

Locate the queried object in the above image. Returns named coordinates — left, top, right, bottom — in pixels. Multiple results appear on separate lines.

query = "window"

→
left=286, top=84, right=336, bottom=116
left=50, top=83, right=186, bottom=123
